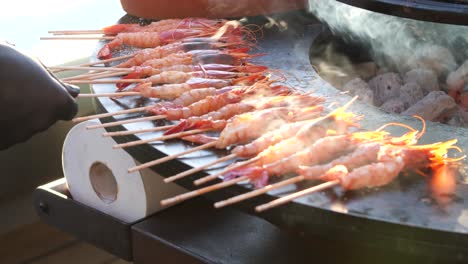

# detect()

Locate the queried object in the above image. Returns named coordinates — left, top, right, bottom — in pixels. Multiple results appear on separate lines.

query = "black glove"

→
left=0, top=42, right=79, bottom=150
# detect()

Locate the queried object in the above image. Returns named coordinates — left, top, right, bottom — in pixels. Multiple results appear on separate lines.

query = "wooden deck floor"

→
left=0, top=221, right=130, bottom=264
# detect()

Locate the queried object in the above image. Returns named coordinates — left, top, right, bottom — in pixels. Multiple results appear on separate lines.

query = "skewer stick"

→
left=40, top=36, right=115, bottom=40
left=67, top=79, right=144, bottom=84
left=49, top=66, right=131, bottom=72
left=85, top=54, right=134, bottom=66
left=103, top=125, right=174, bottom=137
left=214, top=175, right=305, bottom=208
left=255, top=180, right=340, bottom=212
left=160, top=175, right=249, bottom=207
left=77, top=92, right=140, bottom=98
left=86, top=70, right=131, bottom=80
left=51, top=54, right=134, bottom=73
left=194, top=156, right=260, bottom=186
left=72, top=106, right=148, bottom=123
left=164, top=153, right=237, bottom=183
left=62, top=70, right=130, bottom=81
left=113, top=128, right=210, bottom=149
left=129, top=141, right=217, bottom=173
left=86, top=115, right=165, bottom=129
left=49, top=30, right=104, bottom=35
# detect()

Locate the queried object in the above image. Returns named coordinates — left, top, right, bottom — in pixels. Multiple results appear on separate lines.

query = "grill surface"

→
left=90, top=12, right=468, bottom=260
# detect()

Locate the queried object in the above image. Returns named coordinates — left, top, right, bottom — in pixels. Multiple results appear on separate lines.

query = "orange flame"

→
left=430, top=164, right=456, bottom=206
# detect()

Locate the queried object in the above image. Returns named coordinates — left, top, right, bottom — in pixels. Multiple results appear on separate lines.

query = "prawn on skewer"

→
left=134, top=73, right=263, bottom=100
left=71, top=70, right=257, bottom=91
left=192, top=107, right=359, bottom=185
left=129, top=105, right=326, bottom=171
left=255, top=138, right=464, bottom=212
left=119, top=69, right=256, bottom=90
left=87, top=76, right=264, bottom=130
left=120, top=63, right=267, bottom=82
left=98, top=20, right=248, bottom=59
left=163, top=107, right=335, bottom=183
left=165, top=92, right=324, bottom=135
left=97, top=28, right=235, bottom=59
left=114, top=41, right=247, bottom=68
left=114, top=104, right=323, bottom=149
left=218, top=128, right=384, bottom=188
left=182, top=105, right=325, bottom=150
left=100, top=18, right=227, bottom=35
left=137, top=49, right=259, bottom=70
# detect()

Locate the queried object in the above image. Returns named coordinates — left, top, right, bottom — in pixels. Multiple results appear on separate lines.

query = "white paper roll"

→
left=62, top=119, right=185, bottom=223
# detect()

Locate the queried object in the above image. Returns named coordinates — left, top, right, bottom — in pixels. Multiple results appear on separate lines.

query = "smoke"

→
left=307, top=1, right=468, bottom=74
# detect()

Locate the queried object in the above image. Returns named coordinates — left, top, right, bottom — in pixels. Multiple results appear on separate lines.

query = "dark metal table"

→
left=34, top=179, right=436, bottom=264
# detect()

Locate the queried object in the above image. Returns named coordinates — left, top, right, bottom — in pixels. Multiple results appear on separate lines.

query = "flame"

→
left=431, top=164, right=456, bottom=205
left=377, top=116, right=426, bottom=146
left=351, top=130, right=389, bottom=142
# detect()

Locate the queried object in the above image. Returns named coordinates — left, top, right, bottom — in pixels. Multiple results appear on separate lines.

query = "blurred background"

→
left=0, top=1, right=129, bottom=263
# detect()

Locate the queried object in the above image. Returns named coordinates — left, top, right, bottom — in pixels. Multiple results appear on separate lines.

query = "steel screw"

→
left=39, top=202, right=49, bottom=215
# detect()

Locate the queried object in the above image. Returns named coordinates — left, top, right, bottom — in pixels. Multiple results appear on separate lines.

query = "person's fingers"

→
left=63, top=84, right=80, bottom=98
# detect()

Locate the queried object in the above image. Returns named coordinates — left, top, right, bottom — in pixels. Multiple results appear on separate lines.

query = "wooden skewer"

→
left=49, top=66, right=130, bottom=72
left=67, top=78, right=144, bottom=84
left=40, top=36, right=115, bottom=40
left=103, top=125, right=174, bottom=137
left=255, top=180, right=340, bottom=212
left=160, top=175, right=249, bottom=207
left=72, top=106, right=148, bottom=123
left=129, top=141, right=217, bottom=173
left=194, top=156, right=260, bottom=186
left=62, top=70, right=130, bottom=81
left=86, top=70, right=131, bottom=80
left=86, top=115, right=165, bottom=129
left=113, top=128, right=210, bottom=149
left=214, top=175, right=305, bottom=208
left=51, top=54, right=134, bottom=74
left=85, top=54, right=134, bottom=66
left=77, top=92, right=140, bottom=98
left=49, top=30, right=104, bottom=35
left=164, top=153, right=237, bottom=183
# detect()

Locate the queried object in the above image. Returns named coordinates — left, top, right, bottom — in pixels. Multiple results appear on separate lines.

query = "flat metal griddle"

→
left=89, top=12, right=468, bottom=260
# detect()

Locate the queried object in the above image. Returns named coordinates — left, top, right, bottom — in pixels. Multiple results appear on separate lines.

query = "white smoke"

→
left=307, top=1, right=468, bottom=74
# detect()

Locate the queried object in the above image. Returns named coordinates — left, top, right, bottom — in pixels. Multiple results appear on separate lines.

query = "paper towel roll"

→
left=63, top=119, right=185, bottom=223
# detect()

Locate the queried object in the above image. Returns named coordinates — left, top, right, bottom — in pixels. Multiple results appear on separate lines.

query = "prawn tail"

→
left=163, top=120, right=191, bottom=135
left=181, top=134, right=218, bottom=145
left=97, top=44, right=112, bottom=60
left=116, top=80, right=132, bottom=91
left=166, top=119, right=221, bottom=135
left=102, top=24, right=131, bottom=35
left=223, top=166, right=269, bottom=188
left=117, top=70, right=148, bottom=91
left=97, top=38, right=123, bottom=60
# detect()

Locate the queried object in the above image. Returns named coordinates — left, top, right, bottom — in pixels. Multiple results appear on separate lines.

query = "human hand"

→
left=0, top=42, right=79, bottom=150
